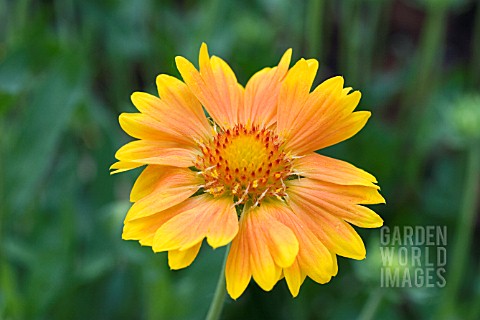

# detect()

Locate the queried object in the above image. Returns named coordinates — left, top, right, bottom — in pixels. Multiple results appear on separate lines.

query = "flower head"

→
left=112, top=43, right=384, bottom=299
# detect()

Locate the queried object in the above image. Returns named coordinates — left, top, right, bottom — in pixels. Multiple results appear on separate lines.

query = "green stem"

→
left=469, top=263, right=480, bottom=320
left=358, top=288, right=383, bottom=320
left=401, top=1, right=447, bottom=119
left=438, top=144, right=480, bottom=318
left=362, top=0, right=385, bottom=85
left=399, top=2, right=448, bottom=191
left=206, top=244, right=230, bottom=320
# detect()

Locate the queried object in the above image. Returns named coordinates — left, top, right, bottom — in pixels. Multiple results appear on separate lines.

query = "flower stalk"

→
left=438, top=143, right=480, bottom=318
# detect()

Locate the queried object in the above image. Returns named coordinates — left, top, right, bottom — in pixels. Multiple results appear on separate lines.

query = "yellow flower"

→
left=112, top=43, right=385, bottom=299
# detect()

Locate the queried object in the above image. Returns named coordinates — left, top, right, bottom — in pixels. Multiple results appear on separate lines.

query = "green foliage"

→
left=1, top=0, right=479, bottom=319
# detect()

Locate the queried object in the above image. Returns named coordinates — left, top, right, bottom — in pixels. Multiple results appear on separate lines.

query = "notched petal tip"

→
left=306, top=58, right=319, bottom=70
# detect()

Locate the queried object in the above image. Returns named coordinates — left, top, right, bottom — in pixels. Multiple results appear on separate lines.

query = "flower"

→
left=112, top=43, right=385, bottom=299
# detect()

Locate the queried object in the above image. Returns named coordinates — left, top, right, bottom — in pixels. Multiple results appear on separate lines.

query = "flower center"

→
left=195, top=124, right=293, bottom=207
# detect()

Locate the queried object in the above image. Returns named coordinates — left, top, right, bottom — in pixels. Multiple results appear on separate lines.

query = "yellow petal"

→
left=260, top=206, right=299, bottom=268
left=206, top=199, right=240, bottom=249
left=226, top=220, right=252, bottom=300
left=115, top=140, right=197, bottom=167
left=168, top=241, right=202, bottom=270
left=125, top=167, right=201, bottom=221
left=109, top=161, right=143, bottom=174
left=119, top=113, right=178, bottom=142
left=283, top=260, right=305, bottom=297
left=276, top=59, right=317, bottom=138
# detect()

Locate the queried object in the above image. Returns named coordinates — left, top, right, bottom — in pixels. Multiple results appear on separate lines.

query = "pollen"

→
left=195, top=124, right=293, bottom=206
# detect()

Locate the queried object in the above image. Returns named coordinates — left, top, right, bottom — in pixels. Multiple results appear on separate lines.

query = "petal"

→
left=272, top=203, right=336, bottom=285
left=175, top=43, right=243, bottom=129
left=119, top=113, right=178, bottom=142
left=109, top=161, right=144, bottom=174
left=288, top=177, right=385, bottom=205
left=129, top=165, right=197, bottom=202
left=294, top=153, right=379, bottom=189
left=287, top=184, right=369, bottom=259
left=152, top=195, right=238, bottom=252
left=236, top=204, right=299, bottom=293
left=246, top=210, right=280, bottom=292
left=287, top=177, right=383, bottom=228
left=276, top=58, right=319, bottom=139
left=226, top=220, right=252, bottom=300
left=168, top=241, right=202, bottom=270
left=242, top=49, right=292, bottom=127
left=206, top=199, right=241, bottom=249
left=299, top=111, right=370, bottom=152
left=259, top=206, right=299, bottom=268
left=283, top=259, right=305, bottom=297
left=130, top=165, right=163, bottom=202
left=280, top=75, right=370, bottom=154
left=156, top=74, right=212, bottom=140
left=115, top=140, right=198, bottom=167
left=125, top=167, right=201, bottom=221
left=130, top=91, right=211, bottom=146
left=122, top=208, right=180, bottom=246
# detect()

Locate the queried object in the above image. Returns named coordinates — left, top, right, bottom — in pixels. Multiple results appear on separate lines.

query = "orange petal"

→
left=115, top=140, right=198, bottom=167
left=168, top=241, right=202, bottom=270
left=272, top=203, right=336, bottom=285
left=109, top=161, right=144, bottom=174
left=294, top=153, right=379, bottom=189
left=280, top=74, right=371, bottom=154
left=288, top=177, right=385, bottom=205
left=230, top=204, right=300, bottom=294
left=226, top=219, right=252, bottom=300
left=287, top=178, right=383, bottom=228
left=156, top=74, right=212, bottom=140
left=245, top=211, right=280, bottom=292
left=122, top=208, right=180, bottom=246
left=130, top=90, right=210, bottom=146
left=288, top=184, right=369, bottom=259
left=242, top=49, right=292, bottom=127
left=175, top=43, right=243, bottom=129
left=125, top=167, right=201, bottom=221
left=152, top=195, right=238, bottom=252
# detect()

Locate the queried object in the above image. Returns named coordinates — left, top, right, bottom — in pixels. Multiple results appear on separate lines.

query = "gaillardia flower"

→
left=112, top=43, right=384, bottom=299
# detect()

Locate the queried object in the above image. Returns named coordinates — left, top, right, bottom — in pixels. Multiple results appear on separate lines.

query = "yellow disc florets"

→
left=194, top=124, right=293, bottom=207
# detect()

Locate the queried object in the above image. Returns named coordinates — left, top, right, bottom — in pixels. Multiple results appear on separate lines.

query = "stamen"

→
left=194, top=124, right=297, bottom=207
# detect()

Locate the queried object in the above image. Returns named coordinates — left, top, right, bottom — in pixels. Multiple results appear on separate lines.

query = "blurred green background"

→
left=1, top=0, right=480, bottom=319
